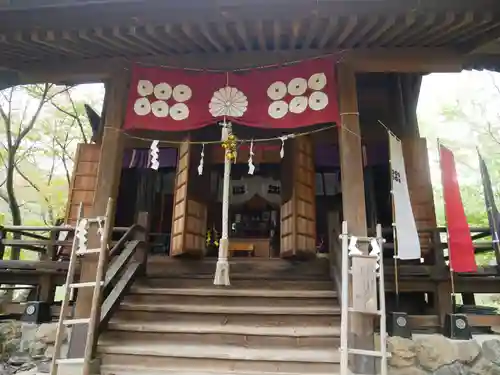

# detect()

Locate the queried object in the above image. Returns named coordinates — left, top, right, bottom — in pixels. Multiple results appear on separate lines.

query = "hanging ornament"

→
left=248, top=139, right=255, bottom=175
left=221, top=122, right=238, bottom=163
left=76, top=219, right=89, bottom=253
left=278, top=134, right=295, bottom=159
left=279, top=136, right=286, bottom=158
left=198, top=144, right=205, bottom=175
left=96, top=216, right=105, bottom=245
left=370, top=238, right=381, bottom=271
left=150, top=140, right=160, bottom=170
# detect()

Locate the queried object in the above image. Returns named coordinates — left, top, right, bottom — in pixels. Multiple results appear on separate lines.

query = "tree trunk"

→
left=6, top=150, right=22, bottom=260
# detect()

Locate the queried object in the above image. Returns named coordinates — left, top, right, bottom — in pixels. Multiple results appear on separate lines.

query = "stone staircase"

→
left=97, top=258, right=341, bottom=375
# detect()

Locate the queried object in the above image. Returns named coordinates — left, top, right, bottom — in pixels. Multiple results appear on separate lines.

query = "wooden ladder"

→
left=339, top=221, right=388, bottom=375
left=50, top=198, right=114, bottom=375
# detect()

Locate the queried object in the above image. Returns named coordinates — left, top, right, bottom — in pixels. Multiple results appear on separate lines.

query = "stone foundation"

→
left=387, top=335, right=500, bottom=375
left=0, top=320, right=68, bottom=374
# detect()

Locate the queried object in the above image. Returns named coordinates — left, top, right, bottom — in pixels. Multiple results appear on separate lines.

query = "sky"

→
left=418, top=70, right=500, bottom=186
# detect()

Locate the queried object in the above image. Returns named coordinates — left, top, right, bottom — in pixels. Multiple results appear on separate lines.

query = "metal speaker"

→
left=443, top=313, right=471, bottom=340
left=386, top=311, right=412, bottom=338
left=21, top=301, right=51, bottom=324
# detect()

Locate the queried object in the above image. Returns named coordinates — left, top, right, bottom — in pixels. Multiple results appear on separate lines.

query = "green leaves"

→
left=0, top=83, right=103, bottom=231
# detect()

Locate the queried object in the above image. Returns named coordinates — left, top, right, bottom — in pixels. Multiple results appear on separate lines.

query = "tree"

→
left=0, top=84, right=96, bottom=259
left=418, top=71, right=500, bottom=267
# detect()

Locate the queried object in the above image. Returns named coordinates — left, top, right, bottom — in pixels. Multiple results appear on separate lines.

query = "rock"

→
left=388, top=367, right=428, bottom=375
left=387, top=336, right=417, bottom=368
left=432, top=361, right=469, bottom=375
left=455, top=340, right=481, bottom=364
left=34, top=324, right=60, bottom=345
left=0, top=321, right=22, bottom=354
left=28, top=340, right=46, bottom=357
left=2, top=338, right=21, bottom=358
left=14, top=369, right=38, bottom=375
left=0, top=363, right=13, bottom=375
left=7, top=352, right=30, bottom=366
left=414, top=335, right=457, bottom=371
left=469, top=358, right=500, bottom=375
left=44, top=343, right=67, bottom=360
left=14, top=362, right=36, bottom=373
left=36, top=361, right=51, bottom=373
left=483, top=339, right=500, bottom=366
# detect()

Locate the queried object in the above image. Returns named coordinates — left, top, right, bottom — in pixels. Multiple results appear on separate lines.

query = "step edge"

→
left=129, top=287, right=337, bottom=297
left=99, top=345, right=341, bottom=364
left=104, top=322, right=341, bottom=337
left=100, top=365, right=338, bottom=375
left=118, top=303, right=341, bottom=315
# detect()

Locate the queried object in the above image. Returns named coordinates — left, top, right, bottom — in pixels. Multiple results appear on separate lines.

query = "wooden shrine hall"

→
left=1, top=1, right=500, bottom=374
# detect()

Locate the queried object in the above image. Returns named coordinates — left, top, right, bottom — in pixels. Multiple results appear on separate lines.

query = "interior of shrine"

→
left=113, top=122, right=394, bottom=259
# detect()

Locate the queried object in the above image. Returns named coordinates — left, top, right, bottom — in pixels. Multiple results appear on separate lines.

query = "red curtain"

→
left=123, top=58, right=339, bottom=131
left=439, top=145, right=477, bottom=272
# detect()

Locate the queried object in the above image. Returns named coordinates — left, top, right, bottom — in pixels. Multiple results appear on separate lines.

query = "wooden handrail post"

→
left=134, top=212, right=150, bottom=274
left=432, top=229, right=445, bottom=269
left=0, top=227, right=5, bottom=260
left=38, top=230, right=58, bottom=303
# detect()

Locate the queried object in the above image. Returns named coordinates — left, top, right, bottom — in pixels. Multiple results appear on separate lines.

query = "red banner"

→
left=123, top=59, right=339, bottom=131
left=439, top=145, right=477, bottom=272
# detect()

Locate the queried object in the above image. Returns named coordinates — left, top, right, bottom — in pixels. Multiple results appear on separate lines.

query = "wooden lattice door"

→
left=170, top=140, right=207, bottom=257
left=280, top=136, right=316, bottom=258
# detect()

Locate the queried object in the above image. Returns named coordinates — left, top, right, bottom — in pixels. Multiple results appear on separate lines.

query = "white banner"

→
left=389, top=134, right=421, bottom=260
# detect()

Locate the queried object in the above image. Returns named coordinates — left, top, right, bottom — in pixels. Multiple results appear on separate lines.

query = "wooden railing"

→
left=367, top=226, right=500, bottom=269
left=0, top=225, right=75, bottom=260
left=99, top=213, right=149, bottom=329
left=0, top=215, right=151, bottom=310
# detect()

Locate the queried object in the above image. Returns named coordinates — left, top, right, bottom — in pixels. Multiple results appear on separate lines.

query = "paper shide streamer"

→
left=369, top=238, right=381, bottom=270
left=198, top=144, right=205, bottom=175
left=248, top=139, right=255, bottom=175
left=150, top=140, right=160, bottom=170
left=348, top=236, right=362, bottom=256
left=279, top=134, right=295, bottom=158
left=76, top=219, right=89, bottom=253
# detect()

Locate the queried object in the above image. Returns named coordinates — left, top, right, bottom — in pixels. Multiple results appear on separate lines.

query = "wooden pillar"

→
left=337, top=64, right=375, bottom=374
left=74, top=71, right=129, bottom=319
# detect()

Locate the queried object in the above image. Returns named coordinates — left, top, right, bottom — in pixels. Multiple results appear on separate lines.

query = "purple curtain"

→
left=314, top=143, right=389, bottom=167
left=122, top=148, right=178, bottom=169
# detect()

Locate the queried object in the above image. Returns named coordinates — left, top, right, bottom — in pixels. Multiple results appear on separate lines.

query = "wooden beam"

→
left=337, top=64, right=374, bottom=374
left=9, top=47, right=465, bottom=85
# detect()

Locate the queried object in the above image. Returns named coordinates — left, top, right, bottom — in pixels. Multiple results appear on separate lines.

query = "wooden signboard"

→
left=280, top=136, right=316, bottom=258
left=64, top=143, right=101, bottom=225
left=351, top=255, right=378, bottom=314
left=170, top=140, right=207, bottom=256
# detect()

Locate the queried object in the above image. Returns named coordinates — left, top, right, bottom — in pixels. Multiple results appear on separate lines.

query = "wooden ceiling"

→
left=1, top=0, right=500, bottom=77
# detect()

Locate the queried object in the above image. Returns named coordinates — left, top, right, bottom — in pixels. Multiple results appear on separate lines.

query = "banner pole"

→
left=388, top=131, right=400, bottom=310
left=437, top=139, right=456, bottom=314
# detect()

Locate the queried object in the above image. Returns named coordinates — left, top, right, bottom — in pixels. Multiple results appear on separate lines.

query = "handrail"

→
left=99, top=212, right=149, bottom=330
left=109, top=224, right=143, bottom=257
